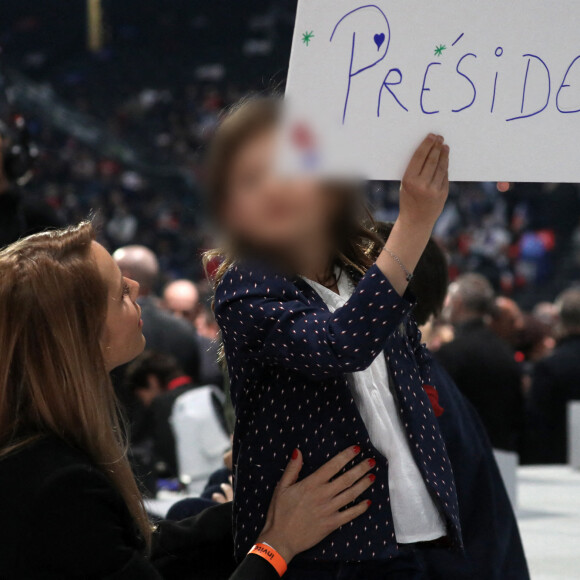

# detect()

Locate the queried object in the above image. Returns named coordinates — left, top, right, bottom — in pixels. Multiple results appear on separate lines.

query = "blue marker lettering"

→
left=491, top=47, right=503, bottom=113
left=452, top=53, right=478, bottom=113
left=451, top=33, right=464, bottom=47
left=330, top=5, right=391, bottom=124
left=378, top=68, right=408, bottom=115
left=420, top=62, right=442, bottom=114
left=506, top=54, right=551, bottom=122
left=556, top=55, right=580, bottom=113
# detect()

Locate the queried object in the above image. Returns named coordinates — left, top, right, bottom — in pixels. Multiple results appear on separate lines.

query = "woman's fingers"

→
left=328, top=472, right=375, bottom=512
left=333, top=498, right=372, bottom=528
left=307, top=446, right=361, bottom=486
left=257, top=449, right=375, bottom=561
left=433, top=144, right=450, bottom=188
left=404, top=134, right=438, bottom=178
left=276, top=448, right=304, bottom=490
left=327, top=456, right=375, bottom=496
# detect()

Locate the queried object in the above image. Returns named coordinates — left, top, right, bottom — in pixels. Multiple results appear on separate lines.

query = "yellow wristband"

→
left=248, top=542, right=288, bottom=577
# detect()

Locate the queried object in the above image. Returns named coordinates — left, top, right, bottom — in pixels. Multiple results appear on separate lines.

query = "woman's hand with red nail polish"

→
left=257, top=446, right=376, bottom=565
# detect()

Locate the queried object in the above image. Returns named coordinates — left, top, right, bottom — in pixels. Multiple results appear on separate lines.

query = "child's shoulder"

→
left=217, top=260, right=284, bottom=288
left=215, top=260, right=300, bottom=302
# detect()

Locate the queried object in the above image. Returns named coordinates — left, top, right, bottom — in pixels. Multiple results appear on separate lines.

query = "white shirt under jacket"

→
left=303, top=268, right=446, bottom=543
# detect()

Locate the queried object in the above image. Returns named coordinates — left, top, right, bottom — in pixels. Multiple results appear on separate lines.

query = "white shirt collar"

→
left=302, top=266, right=353, bottom=310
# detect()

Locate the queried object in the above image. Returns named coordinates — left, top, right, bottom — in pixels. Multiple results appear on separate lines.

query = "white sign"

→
left=280, top=1, right=580, bottom=182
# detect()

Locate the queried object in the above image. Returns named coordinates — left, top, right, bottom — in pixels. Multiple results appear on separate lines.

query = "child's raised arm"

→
left=216, top=262, right=413, bottom=379
left=378, top=134, right=449, bottom=296
left=215, top=135, right=449, bottom=380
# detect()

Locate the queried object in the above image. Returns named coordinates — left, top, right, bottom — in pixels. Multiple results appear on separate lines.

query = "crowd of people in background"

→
left=425, top=274, right=580, bottom=464
left=10, top=89, right=580, bottom=300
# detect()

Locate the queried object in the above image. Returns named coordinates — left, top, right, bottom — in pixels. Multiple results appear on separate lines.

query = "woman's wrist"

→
left=256, top=528, right=295, bottom=565
left=248, top=540, right=289, bottom=577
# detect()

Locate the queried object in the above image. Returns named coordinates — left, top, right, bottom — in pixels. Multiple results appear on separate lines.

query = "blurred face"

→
left=93, top=242, right=146, bottom=371
left=221, top=129, right=339, bottom=256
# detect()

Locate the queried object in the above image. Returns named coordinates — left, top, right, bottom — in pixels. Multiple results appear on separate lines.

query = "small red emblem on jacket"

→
left=423, top=385, right=444, bottom=417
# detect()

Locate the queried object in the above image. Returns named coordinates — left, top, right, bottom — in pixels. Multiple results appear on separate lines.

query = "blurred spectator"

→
left=106, top=205, right=138, bottom=245
left=162, top=278, right=223, bottom=386
left=126, top=351, right=200, bottom=478
left=113, top=245, right=201, bottom=381
left=195, top=305, right=220, bottom=340
left=515, top=315, right=555, bottom=393
left=532, top=301, right=560, bottom=329
left=420, top=320, right=454, bottom=353
left=526, top=288, right=580, bottom=463
left=163, top=279, right=201, bottom=324
left=437, top=274, right=524, bottom=451
left=490, top=297, right=524, bottom=349
left=170, top=383, right=231, bottom=495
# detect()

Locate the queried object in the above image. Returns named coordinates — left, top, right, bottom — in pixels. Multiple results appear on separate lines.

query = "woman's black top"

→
left=0, top=436, right=278, bottom=580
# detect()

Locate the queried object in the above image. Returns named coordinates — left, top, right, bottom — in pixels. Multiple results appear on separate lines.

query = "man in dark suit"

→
left=113, top=245, right=201, bottom=381
left=436, top=273, right=524, bottom=451
left=527, top=288, right=580, bottom=463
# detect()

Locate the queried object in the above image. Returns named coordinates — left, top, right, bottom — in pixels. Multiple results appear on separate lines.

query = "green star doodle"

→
left=434, top=44, right=447, bottom=57
left=302, top=30, right=315, bottom=46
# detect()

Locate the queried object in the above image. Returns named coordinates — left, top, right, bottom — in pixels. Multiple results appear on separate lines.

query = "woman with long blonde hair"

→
left=0, top=222, right=377, bottom=580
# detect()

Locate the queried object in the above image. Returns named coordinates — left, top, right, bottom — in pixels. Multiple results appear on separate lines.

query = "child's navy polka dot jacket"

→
left=215, top=262, right=462, bottom=562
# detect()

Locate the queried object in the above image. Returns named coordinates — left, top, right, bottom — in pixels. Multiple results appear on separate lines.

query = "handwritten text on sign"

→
left=280, top=1, right=580, bottom=182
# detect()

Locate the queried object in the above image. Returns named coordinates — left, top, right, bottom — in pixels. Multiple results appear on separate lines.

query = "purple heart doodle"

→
left=374, top=33, right=385, bottom=51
